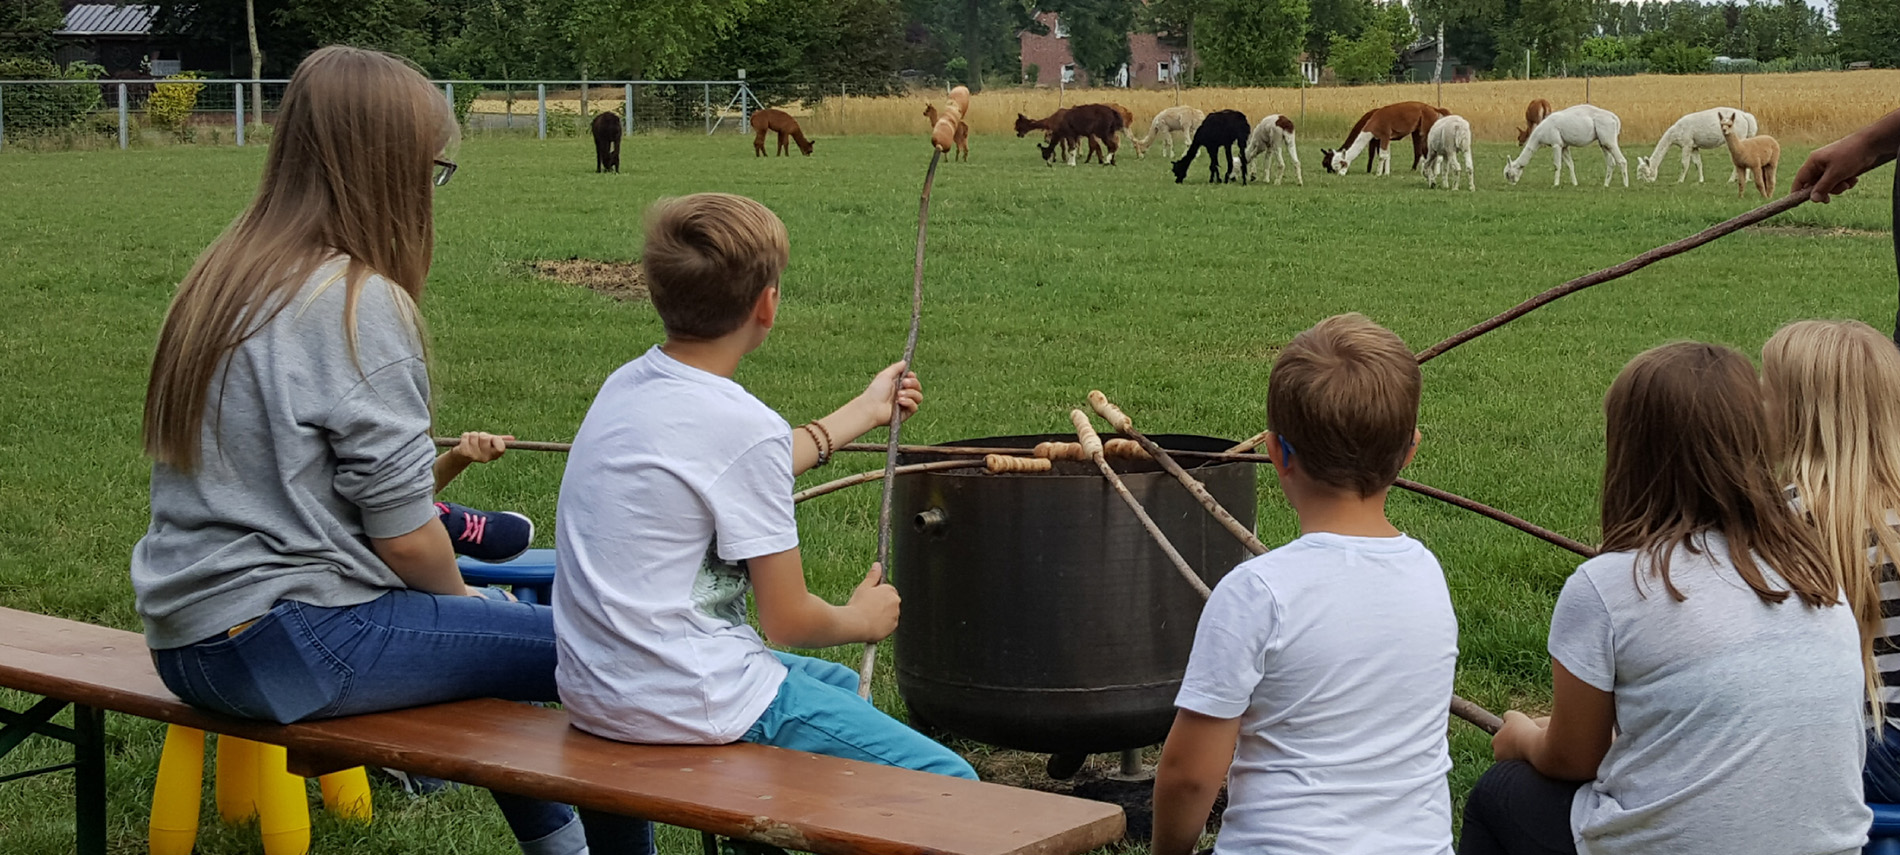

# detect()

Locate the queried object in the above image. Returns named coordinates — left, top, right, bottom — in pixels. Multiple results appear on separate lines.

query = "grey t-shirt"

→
left=1552, top=532, right=1870, bottom=855
left=131, top=261, right=438, bottom=649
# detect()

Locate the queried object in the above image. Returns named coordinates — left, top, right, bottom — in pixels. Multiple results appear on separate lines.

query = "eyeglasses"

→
left=433, top=159, right=458, bottom=187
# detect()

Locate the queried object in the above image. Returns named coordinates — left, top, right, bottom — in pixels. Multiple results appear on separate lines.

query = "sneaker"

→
left=436, top=501, right=534, bottom=563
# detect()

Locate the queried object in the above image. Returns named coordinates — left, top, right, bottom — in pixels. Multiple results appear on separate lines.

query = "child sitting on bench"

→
left=553, top=193, right=974, bottom=845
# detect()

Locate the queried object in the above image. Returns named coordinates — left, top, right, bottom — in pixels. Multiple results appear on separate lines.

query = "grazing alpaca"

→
left=923, top=104, right=970, bottom=162
left=1321, top=101, right=1443, bottom=175
left=1718, top=110, right=1779, bottom=199
left=591, top=111, right=621, bottom=173
left=1171, top=109, right=1249, bottom=184
left=1424, top=114, right=1474, bottom=191
left=1503, top=104, right=1628, bottom=187
left=1040, top=103, right=1123, bottom=167
left=1134, top=106, right=1205, bottom=159
left=1105, top=102, right=1137, bottom=146
left=1241, top=114, right=1302, bottom=186
left=750, top=108, right=814, bottom=156
left=1016, top=109, right=1105, bottom=164
left=1636, top=107, right=1758, bottom=184
left=1515, top=98, right=1552, bottom=146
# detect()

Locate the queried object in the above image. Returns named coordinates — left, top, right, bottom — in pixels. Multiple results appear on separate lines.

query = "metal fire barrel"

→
left=892, top=434, right=1256, bottom=756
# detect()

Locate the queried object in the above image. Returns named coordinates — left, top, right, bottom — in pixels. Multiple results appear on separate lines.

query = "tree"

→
left=1836, top=0, right=1900, bottom=67
left=1329, top=23, right=1396, bottom=82
left=1305, top=0, right=1374, bottom=70
left=1197, top=0, right=1308, bottom=84
left=0, top=0, right=61, bottom=60
left=686, top=0, right=906, bottom=89
left=898, top=0, right=1032, bottom=90
left=1042, top=0, right=1135, bottom=83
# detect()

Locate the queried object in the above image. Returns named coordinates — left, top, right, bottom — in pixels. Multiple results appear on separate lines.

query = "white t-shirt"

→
left=1551, top=533, right=1870, bottom=855
left=554, top=346, right=797, bottom=744
left=1176, top=532, right=1458, bottom=855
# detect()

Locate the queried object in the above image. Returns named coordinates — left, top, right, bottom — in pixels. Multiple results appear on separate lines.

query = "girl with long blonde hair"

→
left=131, top=47, right=627, bottom=855
left=1458, top=342, right=1869, bottom=855
left=1762, top=318, right=1900, bottom=801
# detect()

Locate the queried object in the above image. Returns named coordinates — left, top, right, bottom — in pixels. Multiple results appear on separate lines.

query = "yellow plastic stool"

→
left=149, top=727, right=372, bottom=855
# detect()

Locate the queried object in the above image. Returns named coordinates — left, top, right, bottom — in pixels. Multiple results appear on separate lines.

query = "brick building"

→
left=1017, top=11, right=1187, bottom=89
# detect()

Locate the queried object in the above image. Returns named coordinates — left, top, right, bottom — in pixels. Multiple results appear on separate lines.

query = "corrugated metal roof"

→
left=55, top=5, right=157, bottom=37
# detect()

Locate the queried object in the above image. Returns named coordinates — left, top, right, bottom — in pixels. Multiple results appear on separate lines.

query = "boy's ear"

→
left=753, top=284, right=780, bottom=330
left=1263, top=431, right=1292, bottom=475
left=1399, top=428, right=1422, bottom=469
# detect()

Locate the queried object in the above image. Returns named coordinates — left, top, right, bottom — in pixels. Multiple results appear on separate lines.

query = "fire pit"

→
left=892, top=434, right=1256, bottom=768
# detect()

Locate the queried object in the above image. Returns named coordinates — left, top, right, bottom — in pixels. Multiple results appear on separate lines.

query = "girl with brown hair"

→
left=1762, top=319, right=1900, bottom=801
left=129, top=46, right=634, bottom=855
left=1458, top=342, right=1870, bottom=855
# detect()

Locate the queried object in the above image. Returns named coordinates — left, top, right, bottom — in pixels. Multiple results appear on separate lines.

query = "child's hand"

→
left=450, top=431, right=514, bottom=464
left=855, top=362, right=923, bottom=427
left=1490, top=709, right=1542, bottom=762
left=847, top=562, right=901, bottom=642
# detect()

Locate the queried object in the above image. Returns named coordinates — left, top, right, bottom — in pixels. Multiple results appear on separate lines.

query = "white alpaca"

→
left=1241, top=114, right=1303, bottom=185
left=1329, top=131, right=1396, bottom=175
left=1424, top=115, right=1474, bottom=191
left=1636, top=107, right=1758, bottom=184
left=1503, top=104, right=1628, bottom=188
left=1134, top=106, right=1205, bottom=160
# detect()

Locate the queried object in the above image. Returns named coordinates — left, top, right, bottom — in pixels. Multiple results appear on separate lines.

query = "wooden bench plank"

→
left=0, top=607, right=1124, bottom=855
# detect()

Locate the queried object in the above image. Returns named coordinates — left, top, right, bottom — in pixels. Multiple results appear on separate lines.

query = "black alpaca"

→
left=591, top=112, right=622, bottom=173
left=1172, top=109, right=1250, bottom=184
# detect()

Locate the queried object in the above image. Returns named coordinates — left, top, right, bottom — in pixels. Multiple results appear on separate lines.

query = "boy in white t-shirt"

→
left=553, top=194, right=976, bottom=839
left=1152, top=313, right=1460, bottom=855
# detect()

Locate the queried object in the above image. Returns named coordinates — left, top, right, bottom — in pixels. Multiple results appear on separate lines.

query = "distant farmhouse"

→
left=51, top=3, right=225, bottom=77
left=1017, top=11, right=1187, bottom=89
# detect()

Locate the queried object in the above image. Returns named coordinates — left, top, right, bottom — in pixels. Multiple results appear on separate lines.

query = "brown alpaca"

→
left=1320, top=101, right=1443, bottom=175
left=1516, top=99, right=1552, bottom=146
left=751, top=108, right=814, bottom=157
left=1718, top=110, right=1779, bottom=199
left=1105, top=102, right=1136, bottom=145
left=1015, top=109, right=1104, bottom=164
left=923, top=105, right=969, bottom=161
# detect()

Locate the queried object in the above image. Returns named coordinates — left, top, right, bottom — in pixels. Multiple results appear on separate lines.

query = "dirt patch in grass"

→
left=1747, top=225, right=1890, bottom=238
left=529, top=258, right=648, bottom=301
left=964, top=744, right=1217, bottom=844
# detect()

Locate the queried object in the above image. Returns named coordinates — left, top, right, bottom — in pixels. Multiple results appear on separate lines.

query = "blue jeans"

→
left=1868, top=725, right=1900, bottom=802
left=150, top=589, right=636, bottom=854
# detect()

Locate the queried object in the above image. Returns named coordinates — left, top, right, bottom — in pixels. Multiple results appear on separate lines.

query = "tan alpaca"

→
left=1718, top=110, right=1779, bottom=199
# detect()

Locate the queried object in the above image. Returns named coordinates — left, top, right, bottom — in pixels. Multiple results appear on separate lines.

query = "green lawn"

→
left=1, top=132, right=1894, bottom=853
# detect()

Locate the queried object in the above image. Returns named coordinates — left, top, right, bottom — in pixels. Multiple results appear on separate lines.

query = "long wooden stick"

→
left=1089, top=391, right=1269, bottom=556
left=1072, top=409, right=1210, bottom=598
left=858, top=146, right=945, bottom=699
left=1225, top=429, right=1272, bottom=454
left=1395, top=478, right=1597, bottom=558
left=793, top=459, right=984, bottom=504
left=1415, top=190, right=1807, bottom=364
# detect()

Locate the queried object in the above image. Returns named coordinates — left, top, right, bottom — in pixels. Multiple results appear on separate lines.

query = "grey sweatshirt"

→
left=131, top=261, right=439, bottom=649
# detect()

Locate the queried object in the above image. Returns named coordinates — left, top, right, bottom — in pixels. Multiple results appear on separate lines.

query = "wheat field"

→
left=801, top=70, right=1900, bottom=146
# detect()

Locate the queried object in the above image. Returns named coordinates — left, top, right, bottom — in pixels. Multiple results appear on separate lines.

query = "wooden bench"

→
left=0, top=606, right=1125, bottom=855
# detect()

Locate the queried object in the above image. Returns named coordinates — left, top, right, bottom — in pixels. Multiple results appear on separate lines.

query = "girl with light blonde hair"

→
left=1763, top=318, right=1900, bottom=801
left=130, top=46, right=629, bottom=855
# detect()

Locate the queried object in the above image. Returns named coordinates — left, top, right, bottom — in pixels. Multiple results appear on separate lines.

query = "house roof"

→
left=55, top=4, right=157, bottom=37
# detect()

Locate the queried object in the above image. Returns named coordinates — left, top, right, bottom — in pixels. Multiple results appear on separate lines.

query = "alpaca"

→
left=923, top=104, right=970, bottom=162
left=1636, top=107, right=1759, bottom=184
left=1424, top=114, right=1474, bottom=191
left=590, top=111, right=621, bottom=173
left=1134, top=106, right=1205, bottom=160
left=750, top=108, right=814, bottom=157
left=1515, top=98, right=1552, bottom=146
left=1016, top=109, right=1104, bottom=164
left=1241, top=114, right=1302, bottom=186
left=1502, top=104, right=1628, bottom=187
left=1171, top=109, right=1249, bottom=184
left=1321, top=101, right=1443, bottom=175
left=1719, top=110, right=1779, bottom=199
left=1105, top=102, right=1137, bottom=146
left=1041, top=104, right=1123, bottom=167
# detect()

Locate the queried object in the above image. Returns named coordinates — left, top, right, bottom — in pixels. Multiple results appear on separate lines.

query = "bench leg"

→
left=73, top=704, right=106, bottom=855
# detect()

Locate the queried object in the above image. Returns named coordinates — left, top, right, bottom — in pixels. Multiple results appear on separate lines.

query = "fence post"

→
left=840, top=83, right=846, bottom=136
left=117, top=83, right=128, bottom=149
left=1739, top=73, right=1746, bottom=111
left=0, top=84, right=7, bottom=151
left=623, top=83, right=632, bottom=136
left=234, top=83, right=245, bottom=147
left=580, top=81, right=588, bottom=121
left=703, top=84, right=711, bottom=135
left=445, top=82, right=454, bottom=115
left=1585, top=75, right=1591, bottom=104
left=537, top=84, right=547, bottom=140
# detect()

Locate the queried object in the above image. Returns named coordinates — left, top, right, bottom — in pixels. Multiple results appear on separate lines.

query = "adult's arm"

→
left=1792, top=108, right=1900, bottom=203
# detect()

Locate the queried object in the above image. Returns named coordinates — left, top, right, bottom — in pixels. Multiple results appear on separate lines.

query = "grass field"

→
left=1, top=132, right=1895, bottom=853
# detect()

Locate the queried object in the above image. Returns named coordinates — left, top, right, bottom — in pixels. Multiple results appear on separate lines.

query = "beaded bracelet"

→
left=809, top=420, right=835, bottom=462
left=799, top=422, right=831, bottom=467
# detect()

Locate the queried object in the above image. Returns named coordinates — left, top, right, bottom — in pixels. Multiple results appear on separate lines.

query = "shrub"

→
left=1646, top=41, right=1715, bottom=75
left=449, top=82, right=483, bottom=126
left=1024, top=63, right=1040, bottom=85
left=147, top=72, right=204, bottom=137
left=1330, top=25, right=1398, bottom=85
left=0, top=59, right=104, bottom=139
left=1574, top=58, right=1649, bottom=76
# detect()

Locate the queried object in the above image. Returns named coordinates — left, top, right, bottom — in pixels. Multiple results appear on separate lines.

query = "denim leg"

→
left=770, top=650, right=861, bottom=692
left=151, top=590, right=586, bottom=853
left=1867, top=726, right=1900, bottom=803
left=743, top=663, right=976, bottom=780
left=577, top=808, right=658, bottom=855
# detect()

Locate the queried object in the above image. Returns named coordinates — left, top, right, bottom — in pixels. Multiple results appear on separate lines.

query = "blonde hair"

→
left=1762, top=319, right=1900, bottom=721
left=1600, top=342, right=1836, bottom=609
left=642, top=193, right=790, bottom=340
left=1266, top=313, right=1422, bottom=496
left=143, top=46, right=454, bottom=469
